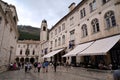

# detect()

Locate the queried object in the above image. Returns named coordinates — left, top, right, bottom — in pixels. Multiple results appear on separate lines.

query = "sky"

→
left=4, top=0, right=81, bottom=29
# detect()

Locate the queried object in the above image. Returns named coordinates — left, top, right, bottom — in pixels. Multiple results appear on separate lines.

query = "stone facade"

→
left=45, top=0, right=120, bottom=65
left=0, top=0, right=19, bottom=72
left=15, top=40, right=40, bottom=63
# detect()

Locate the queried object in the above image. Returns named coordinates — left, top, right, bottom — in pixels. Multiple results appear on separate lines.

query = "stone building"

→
left=0, top=0, right=19, bottom=72
left=15, top=40, right=40, bottom=63
left=43, top=0, right=120, bottom=69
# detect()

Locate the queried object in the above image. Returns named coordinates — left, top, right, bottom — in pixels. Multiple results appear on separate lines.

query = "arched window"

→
left=33, top=50, right=35, bottom=55
left=20, top=50, right=22, bottom=55
left=43, top=26, right=46, bottom=31
left=62, top=35, right=65, bottom=44
left=81, top=24, right=88, bottom=37
left=104, top=11, right=116, bottom=28
left=25, top=49, right=30, bottom=56
left=55, top=39, right=57, bottom=47
left=58, top=37, right=61, bottom=46
left=91, top=18, right=100, bottom=33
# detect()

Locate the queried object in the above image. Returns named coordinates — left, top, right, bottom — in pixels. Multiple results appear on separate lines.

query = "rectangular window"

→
left=89, top=0, right=96, bottom=12
left=55, top=29, right=57, bottom=35
left=69, top=40, right=75, bottom=49
left=70, top=17, right=74, bottom=26
left=58, top=26, right=61, bottom=33
left=80, top=8, right=86, bottom=18
left=50, top=41, right=53, bottom=48
left=62, top=23, right=65, bottom=31
left=70, top=30, right=75, bottom=40
left=51, top=32, right=53, bottom=38
left=103, top=0, right=110, bottom=4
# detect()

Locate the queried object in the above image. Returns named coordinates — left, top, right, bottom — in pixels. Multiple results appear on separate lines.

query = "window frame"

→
left=70, top=30, right=75, bottom=40
left=89, top=0, right=97, bottom=12
left=104, top=11, right=116, bottom=29
left=62, top=35, right=65, bottom=44
left=80, top=8, right=86, bottom=18
left=43, top=26, right=46, bottom=31
left=81, top=24, right=88, bottom=37
left=62, top=23, right=65, bottom=31
left=103, top=0, right=110, bottom=4
left=58, top=37, right=61, bottom=46
left=91, top=18, right=100, bottom=33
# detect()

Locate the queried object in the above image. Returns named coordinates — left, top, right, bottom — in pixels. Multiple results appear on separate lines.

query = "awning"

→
left=62, top=41, right=94, bottom=57
left=43, top=49, right=63, bottom=58
left=78, top=35, right=120, bottom=56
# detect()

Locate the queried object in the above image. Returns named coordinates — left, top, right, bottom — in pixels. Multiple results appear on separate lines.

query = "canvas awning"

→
left=43, top=49, right=63, bottom=58
left=62, top=41, right=94, bottom=57
left=78, top=35, right=120, bottom=56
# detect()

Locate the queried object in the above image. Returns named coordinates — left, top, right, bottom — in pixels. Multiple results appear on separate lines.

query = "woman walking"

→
left=37, top=62, right=41, bottom=72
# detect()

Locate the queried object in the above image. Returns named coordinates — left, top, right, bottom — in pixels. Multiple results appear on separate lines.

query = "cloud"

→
left=3, top=0, right=81, bottom=29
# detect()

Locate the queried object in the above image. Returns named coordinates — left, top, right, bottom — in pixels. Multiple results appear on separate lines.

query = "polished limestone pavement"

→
left=0, top=66, right=113, bottom=80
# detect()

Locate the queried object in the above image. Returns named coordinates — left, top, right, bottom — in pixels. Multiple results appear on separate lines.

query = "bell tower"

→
left=40, top=19, right=48, bottom=41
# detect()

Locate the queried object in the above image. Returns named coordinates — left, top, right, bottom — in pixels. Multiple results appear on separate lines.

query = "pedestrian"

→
left=45, top=61, right=49, bottom=72
left=42, top=62, right=45, bottom=73
left=18, top=62, right=21, bottom=69
left=66, top=61, right=69, bottom=71
left=53, top=62, right=57, bottom=72
left=22, top=62, right=24, bottom=69
left=27, top=63, right=32, bottom=72
left=9, top=63, right=13, bottom=70
left=34, top=62, right=38, bottom=72
left=13, top=62, right=17, bottom=70
left=37, top=62, right=41, bottom=72
left=25, top=63, right=28, bottom=72
left=113, top=69, right=120, bottom=80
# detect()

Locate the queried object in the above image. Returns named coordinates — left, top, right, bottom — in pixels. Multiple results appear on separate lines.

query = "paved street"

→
left=0, top=66, right=113, bottom=80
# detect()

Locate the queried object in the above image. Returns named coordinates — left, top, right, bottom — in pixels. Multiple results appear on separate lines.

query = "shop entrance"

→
left=110, top=42, right=120, bottom=69
left=71, top=56, right=76, bottom=66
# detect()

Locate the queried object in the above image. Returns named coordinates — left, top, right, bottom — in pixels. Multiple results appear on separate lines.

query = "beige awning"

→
left=62, top=41, right=94, bottom=57
left=43, top=49, right=63, bottom=58
left=78, top=35, right=120, bottom=56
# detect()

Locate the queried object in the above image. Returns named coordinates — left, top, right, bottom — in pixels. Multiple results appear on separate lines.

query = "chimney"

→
left=68, top=2, right=76, bottom=12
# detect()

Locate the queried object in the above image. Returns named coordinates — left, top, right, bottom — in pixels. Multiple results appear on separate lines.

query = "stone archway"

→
left=20, top=58, right=24, bottom=63
left=15, top=57, right=19, bottom=63
left=25, top=58, right=29, bottom=62
left=30, top=57, right=35, bottom=64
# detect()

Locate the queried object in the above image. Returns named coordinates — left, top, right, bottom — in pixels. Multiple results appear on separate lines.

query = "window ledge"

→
left=92, top=31, right=100, bottom=35
left=105, top=26, right=116, bottom=30
left=90, top=9, right=96, bottom=13
left=81, top=35, right=88, bottom=38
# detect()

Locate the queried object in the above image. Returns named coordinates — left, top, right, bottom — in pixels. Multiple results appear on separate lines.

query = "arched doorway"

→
left=15, top=57, right=19, bottom=63
left=25, top=58, right=29, bottom=62
left=20, top=58, right=24, bottom=63
left=30, top=57, right=35, bottom=64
